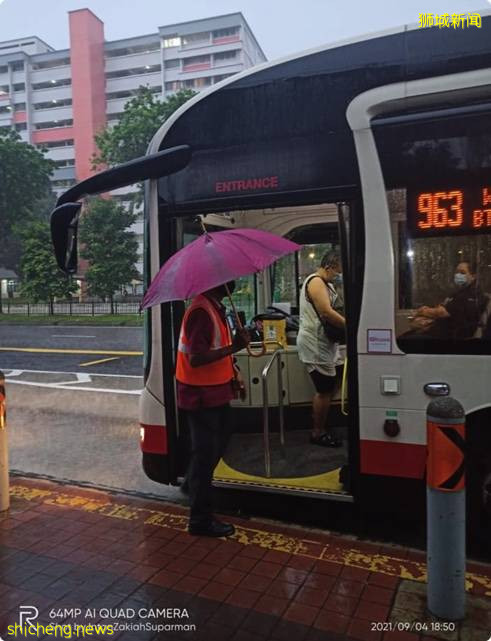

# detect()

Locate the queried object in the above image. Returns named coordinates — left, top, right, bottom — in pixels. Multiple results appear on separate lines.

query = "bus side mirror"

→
left=50, top=202, right=82, bottom=273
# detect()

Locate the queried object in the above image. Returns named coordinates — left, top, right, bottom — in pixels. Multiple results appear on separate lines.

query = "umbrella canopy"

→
left=141, top=228, right=301, bottom=309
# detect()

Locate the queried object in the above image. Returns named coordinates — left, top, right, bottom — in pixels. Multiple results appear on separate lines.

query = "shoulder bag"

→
left=305, top=275, right=346, bottom=344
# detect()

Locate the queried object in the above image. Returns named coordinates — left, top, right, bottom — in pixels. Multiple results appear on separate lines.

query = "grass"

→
left=0, top=314, right=143, bottom=326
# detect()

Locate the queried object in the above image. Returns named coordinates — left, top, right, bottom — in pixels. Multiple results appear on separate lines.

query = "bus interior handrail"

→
left=261, top=346, right=285, bottom=478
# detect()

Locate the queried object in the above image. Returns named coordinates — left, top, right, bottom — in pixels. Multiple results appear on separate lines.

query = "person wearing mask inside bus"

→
left=297, top=251, right=346, bottom=447
left=410, top=260, right=485, bottom=339
left=176, top=280, right=250, bottom=538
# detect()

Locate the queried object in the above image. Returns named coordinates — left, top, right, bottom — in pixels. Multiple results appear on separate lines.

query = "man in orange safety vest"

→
left=176, top=280, right=250, bottom=537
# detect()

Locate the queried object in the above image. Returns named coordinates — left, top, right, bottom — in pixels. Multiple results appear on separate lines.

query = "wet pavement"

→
left=0, top=476, right=490, bottom=641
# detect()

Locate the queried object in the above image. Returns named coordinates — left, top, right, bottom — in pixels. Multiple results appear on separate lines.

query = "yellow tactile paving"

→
left=9, top=482, right=491, bottom=596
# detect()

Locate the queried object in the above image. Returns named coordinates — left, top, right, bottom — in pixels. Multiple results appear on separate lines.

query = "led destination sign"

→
left=408, top=185, right=491, bottom=236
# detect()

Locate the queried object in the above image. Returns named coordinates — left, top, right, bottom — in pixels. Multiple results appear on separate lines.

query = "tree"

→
left=93, top=86, right=196, bottom=168
left=79, top=198, right=139, bottom=313
left=19, top=220, right=77, bottom=313
left=0, top=128, right=54, bottom=272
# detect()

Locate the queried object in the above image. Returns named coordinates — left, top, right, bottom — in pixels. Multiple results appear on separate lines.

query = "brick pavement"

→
left=0, top=477, right=490, bottom=641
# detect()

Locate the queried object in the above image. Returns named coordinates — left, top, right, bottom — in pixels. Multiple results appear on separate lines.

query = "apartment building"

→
left=0, top=9, right=266, bottom=287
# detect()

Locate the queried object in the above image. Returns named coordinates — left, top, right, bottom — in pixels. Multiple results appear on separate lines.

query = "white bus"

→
left=52, top=15, right=491, bottom=547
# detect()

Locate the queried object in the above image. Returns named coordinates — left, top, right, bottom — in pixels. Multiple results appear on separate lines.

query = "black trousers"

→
left=185, top=404, right=231, bottom=528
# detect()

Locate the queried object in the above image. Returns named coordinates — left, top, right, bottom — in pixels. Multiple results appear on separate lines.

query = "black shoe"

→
left=188, top=520, right=235, bottom=538
left=310, top=432, right=343, bottom=448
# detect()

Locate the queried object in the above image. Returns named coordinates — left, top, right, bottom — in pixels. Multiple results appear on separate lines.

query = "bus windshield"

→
left=374, top=107, right=491, bottom=353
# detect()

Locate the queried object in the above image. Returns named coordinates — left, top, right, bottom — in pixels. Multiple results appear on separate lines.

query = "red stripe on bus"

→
left=360, top=440, right=426, bottom=479
left=140, top=423, right=168, bottom=455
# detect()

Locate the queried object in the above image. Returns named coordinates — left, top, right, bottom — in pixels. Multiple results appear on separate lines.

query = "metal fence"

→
left=1, top=301, right=142, bottom=315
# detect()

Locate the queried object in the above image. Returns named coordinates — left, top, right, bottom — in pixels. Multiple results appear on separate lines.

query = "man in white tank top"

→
left=297, top=251, right=345, bottom=447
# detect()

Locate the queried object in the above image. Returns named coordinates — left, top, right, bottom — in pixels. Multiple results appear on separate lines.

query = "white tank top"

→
left=296, top=273, right=341, bottom=376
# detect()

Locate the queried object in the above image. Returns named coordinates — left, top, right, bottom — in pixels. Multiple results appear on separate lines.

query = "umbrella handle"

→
left=225, top=285, right=267, bottom=358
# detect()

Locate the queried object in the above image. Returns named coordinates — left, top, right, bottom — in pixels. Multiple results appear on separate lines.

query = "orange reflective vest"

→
left=176, top=294, right=234, bottom=386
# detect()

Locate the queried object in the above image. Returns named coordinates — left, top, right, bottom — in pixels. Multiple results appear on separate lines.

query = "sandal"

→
left=310, top=432, right=343, bottom=448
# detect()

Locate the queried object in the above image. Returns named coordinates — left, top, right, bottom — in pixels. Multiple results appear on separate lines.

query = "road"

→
left=1, top=324, right=181, bottom=501
left=0, top=325, right=143, bottom=375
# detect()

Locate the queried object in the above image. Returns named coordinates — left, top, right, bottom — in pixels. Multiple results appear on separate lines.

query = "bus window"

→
left=271, top=222, right=339, bottom=312
left=374, top=108, right=491, bottom=353
left=271, top=252, right=296, bottom=310
left=230, top=274, right=256, bottom=321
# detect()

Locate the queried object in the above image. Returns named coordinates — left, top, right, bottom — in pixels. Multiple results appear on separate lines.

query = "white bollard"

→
left=426, top=397, right=466, bottom=621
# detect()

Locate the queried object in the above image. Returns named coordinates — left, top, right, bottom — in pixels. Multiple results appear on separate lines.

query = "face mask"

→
left=454, top=273, right=468, bottom=287
left=333, top=273, right=343, bottom=286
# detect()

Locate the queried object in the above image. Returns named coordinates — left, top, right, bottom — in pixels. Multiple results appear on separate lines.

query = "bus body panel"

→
left=140, top=18, right=491, bottom=502
left=152, top=15, right=491, bottom=215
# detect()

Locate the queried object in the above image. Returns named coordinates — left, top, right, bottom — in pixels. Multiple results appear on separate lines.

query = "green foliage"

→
left=79, top=198, right=140, bottom=305
left=19, top=220, right=77, bottom=307
left=0, top=128, right=54, bottom=271
left=93, top=87, right=196, bottom=167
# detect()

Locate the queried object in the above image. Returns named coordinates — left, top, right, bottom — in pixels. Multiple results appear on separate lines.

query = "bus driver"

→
left=409, top=260, right=486, bottom=339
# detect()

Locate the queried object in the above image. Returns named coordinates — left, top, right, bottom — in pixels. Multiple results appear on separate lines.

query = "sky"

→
left=0, top=0, right=490, bottom=61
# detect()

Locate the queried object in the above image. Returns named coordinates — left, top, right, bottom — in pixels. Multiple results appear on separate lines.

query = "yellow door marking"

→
left=80, top=357, right=120, bottom=367
left=214, top=458, right=344, bottom=492
left=9, top=483, right=491, bottom=596
left=0, top=347, right=142, bottom=356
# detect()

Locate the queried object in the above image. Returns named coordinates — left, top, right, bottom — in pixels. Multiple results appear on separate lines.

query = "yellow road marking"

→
left=80, top=357, right=121, bottom=367
left=0, top=347, right=142, bottom=356
left=9, top=483, right=491, bottom=595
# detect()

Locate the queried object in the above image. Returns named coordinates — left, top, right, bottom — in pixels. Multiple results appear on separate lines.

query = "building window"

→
left=106, top=86, right=161, bottom=100
left=52, top=179, right=76, bottom=189
left=0, top=41, right=32, bottom=51
left=182, top=55, right=211, bottom=71
left=212, top=27, right=240, bottom=38
left=105, top=64, right=161, bottom=79
left=54, top=159, right=75, bottom=168
left=31, top=58, right=70, bottom=70
left=164, top=59, right=180, bottom=69
left=32, top=78, right=71, bottom=90
left=11, top=61, right=24, bottom=71
left=0, top=66, right=7, bottom=74
left=194, top=77, right=212, bottom=88
left=14, top=102, right=26, bottom=111
left=105, top=42, right=160, bottom=58
left=15, top=122, right=27, bottom=131
left=35, top=119, right=73, bottom=130
left=107, top=113, right=123, bottom=121
left=13, top=83, right=25, bottom=92
left=165, top=80, right=181, bottom=92
left=33, top=98, right=72, bottom=110
left=214, top=50, right=239, bottom=64
left=181, top=32, right=210, bottom=47
left=163, top=36, right=181, bottom=48
left=37, top=138, right=74, bottom=149
left=165, top=77, right=211, bottom=92
left=0, top=105, right=12, bottom=114
left=213, top=74, right=234, bottom=83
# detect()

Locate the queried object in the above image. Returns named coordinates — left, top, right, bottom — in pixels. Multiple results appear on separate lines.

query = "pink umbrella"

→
left=141, top=228, right=301, bottom=309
